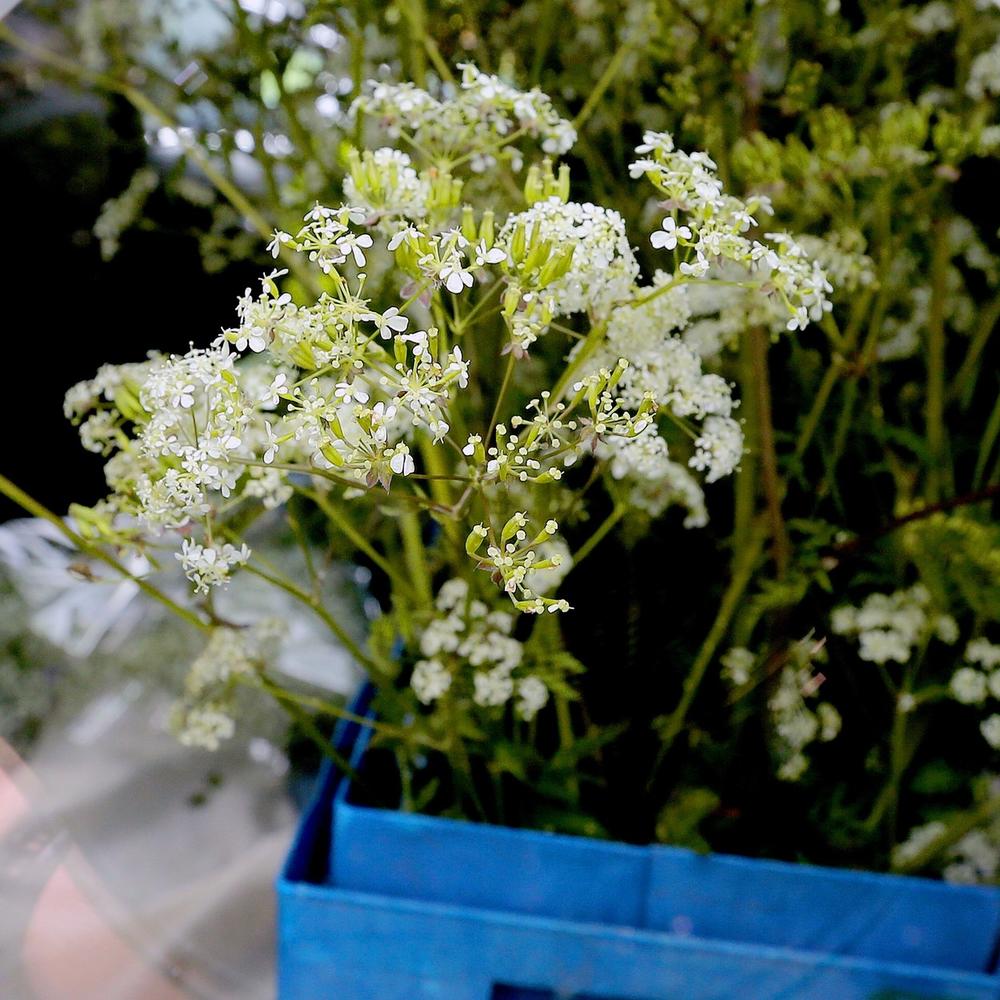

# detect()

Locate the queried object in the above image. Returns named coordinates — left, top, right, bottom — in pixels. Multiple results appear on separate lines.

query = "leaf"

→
left=655, top=787, right=721, bottom=853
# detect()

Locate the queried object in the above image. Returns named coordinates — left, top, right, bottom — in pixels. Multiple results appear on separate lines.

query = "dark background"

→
left=0, top=49, right=255, bottom=520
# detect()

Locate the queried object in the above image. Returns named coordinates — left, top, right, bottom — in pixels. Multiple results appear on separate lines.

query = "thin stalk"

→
left=417, top=437, right=463, bottom=553
left=555, top=694, right=579, bottom=802
left=569, top=505, right=624, bottom=569
left=749, top=327, right=790, bottom=576
left=256, top=673, right=447, bottom=752
left=399, top=511, right=434, bottom=605
left=486, top=353, right=517, bottom=443
left=794, top=359, right=842, bottom=459
left=551, top=319, right=608, bottom=402
left=0, top=474, right=207, bottom=632
left=572, top=38, right=632, bottom=131
left=299, top=486, right=418, bottom=600
left=952, top=291, right=1000, bottom=409
left=653, top=520, right=767, bottom=770
left=240, top=561, right=386, bottom=675
left=285, top=504, right=321, bottom=599
left=253, top=675, right=362, bottom=781
left=973, top=389, right=1000, bottom=489
left=925, top=217, right=951, bottom=503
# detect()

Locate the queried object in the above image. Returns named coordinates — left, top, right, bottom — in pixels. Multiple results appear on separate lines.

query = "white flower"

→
left=260, top=372, right=288, bottom=410
left=373, top=307, right=409, bottom=338
left=474, top=240, right=506, bottom=267
left=263, top=421, right=279, bottom=464
left=174, top=704, right=236, bottom=751
left=473, top=666, right=515, bottom=707
left=440, top=260, right=474, bottom=294
left=982, top=714, right=1000, bottom=750
left=411, top=659, right=452, bottom=704
left=499, top=199, right=639, bottom=317
left=967, top=639, right=1000, bottom=670
left=690, top=415, right=744, bottom=483
left=176, top=538, right=251, bottom=593
left=650, top=216, right=691, bottom=251
left=859, top=629, right=912, bottom=664
left=389, top=449, right=415, bottom=476
left=951, top=667, right=988, bottom=705
left=935, top=615, right=960, bottom=645
left=171, top=382, right=196, bottom=409
left=235, top=326, right=268, bottom=353
left=334, top=381, right=370, bottom=404
left=722, top=646, right=754, bottom=687
left=515, top=677, right=549, bottom=720
left=387, top=225, right=421, bottom=251
left=336, top=232, right=374, bottom=267
left=266, top=230, right=292, bottom=258
left=679, top=252, right=710, bottom=278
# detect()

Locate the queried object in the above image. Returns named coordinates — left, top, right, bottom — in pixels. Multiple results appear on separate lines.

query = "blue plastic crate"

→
left=277, top=690, right=1000, bottom=999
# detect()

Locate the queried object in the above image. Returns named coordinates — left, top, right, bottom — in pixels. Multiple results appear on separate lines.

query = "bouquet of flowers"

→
left=3, top=0, right=1000, bottom=881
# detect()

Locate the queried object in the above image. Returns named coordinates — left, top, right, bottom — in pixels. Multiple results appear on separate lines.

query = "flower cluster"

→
left=950, top=640, right=1000, bottom=749
left=630, top=131, right=833, bottom=331
left=499, top=198, right=639, bottom=319
left=831, top=585, right=958, bottom=665
left=723, top=639, right=841, bottom=781
left=343, top=147, right=432, bottom=222
left=170, top=620, right=286, bottom=750
left=64, top=107, right=832, bottom=622
left=352, top=62, right=576, bottom=172
left=410, top=578, right=548, bottom=719
left=466, top=515, right=571, bottom=615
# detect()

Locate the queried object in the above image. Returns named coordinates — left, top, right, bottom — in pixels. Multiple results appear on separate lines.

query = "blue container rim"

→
left=279, top=736, right=1000, bottom=993
left=328, top=683, right=1000, bottom=905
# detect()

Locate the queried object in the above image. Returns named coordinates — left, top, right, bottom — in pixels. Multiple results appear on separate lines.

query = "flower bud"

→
left=478, top=210, right=496, bottom=248
left=460, top=205, right=478, bottom=244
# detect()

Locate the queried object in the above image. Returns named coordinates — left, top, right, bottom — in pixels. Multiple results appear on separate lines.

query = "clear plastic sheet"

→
left=0, top=517, right=363, bottom=999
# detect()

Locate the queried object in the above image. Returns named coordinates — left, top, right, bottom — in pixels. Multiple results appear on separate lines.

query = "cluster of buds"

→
left=466, top=514, right=571, bottom=614
left=523, top=158, right=571, bottom=204
left=566, top=360, right=658, bottom=452
left=463, top=424, right=564, bottom=485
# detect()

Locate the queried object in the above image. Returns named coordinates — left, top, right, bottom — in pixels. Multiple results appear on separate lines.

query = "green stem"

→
left=952, top=291, right=1000, bottom=410
left=572, top=37, right=632, bottom=131
left=256, top=673, right=445, bottom=751
left=399, top=511, right=434, bottom=605
left=973, top=387, right=1000, bottom=489
left=240, top=561, right=386, bottom=675
left=570, top=505, right=624, bottom=569
left=653, top=519, right=767, bottom=768
left=417, top=438, right=463, bottom=553
left=551, top=319, right=608, bottom=403
left=486, top=352, right=517, bottom=442
left=253, top=675, right=362, bottom=780
left=893, top=793, right=1000, bottom=875
left=925, top=217, right=950, bottom=503
left=794, top=359, right=842, bottom=459
left=0, top=474, right=207, bottom=632
left=300, top=486, right=418, bottom=600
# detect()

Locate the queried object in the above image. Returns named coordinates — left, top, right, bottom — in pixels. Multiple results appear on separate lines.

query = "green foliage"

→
left=5, top=0, right=1000, bottom=879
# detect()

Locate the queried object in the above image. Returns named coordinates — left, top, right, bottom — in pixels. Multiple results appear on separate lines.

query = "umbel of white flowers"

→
left=64, top=67, right=832, bottom=626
